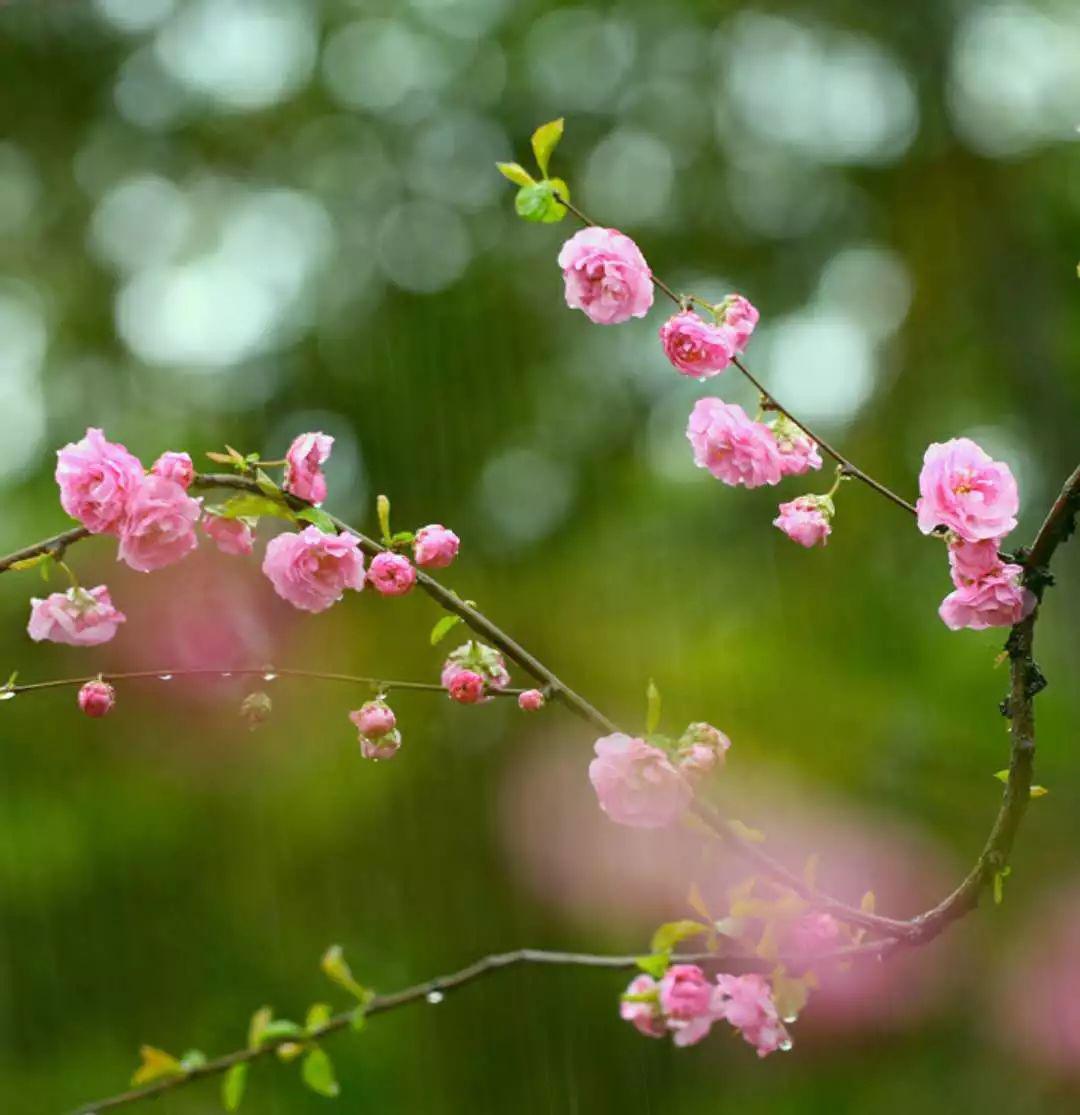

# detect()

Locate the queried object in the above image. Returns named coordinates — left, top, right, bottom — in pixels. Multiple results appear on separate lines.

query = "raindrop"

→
left=779, top=1038, right=793, bottom=1052
left=425, top=989, right=444, bottom=1005
left=158, top=674, right=174, bottom=681
left=263, top=672, right=278, bottom=681
left=220, top=671, right=233, bottom=678
left=782, top=1013, right=797, bottom=1023
left=0, top=690, right=16, bottom=701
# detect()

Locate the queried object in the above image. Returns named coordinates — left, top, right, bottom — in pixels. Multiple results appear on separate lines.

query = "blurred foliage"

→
left=0, top=0, right=1079, bottom=1111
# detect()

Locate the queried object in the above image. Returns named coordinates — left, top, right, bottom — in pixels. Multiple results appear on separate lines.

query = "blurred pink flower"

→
left=619, top=974, right=666, bottom=1039
left=202, top=514, right=254, bottom=557
left=28, top=586, right=126, bottom=646
left=588, top=733, right=691, bottom=829
left=714, top=973, right=789, bottom=1057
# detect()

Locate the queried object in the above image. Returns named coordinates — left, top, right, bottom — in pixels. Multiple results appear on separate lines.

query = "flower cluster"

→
left=916, top=438, right=1035, bottom=631
left=588, top=722, right=729, bottom=829
left=621, top=966, right=789, bottom=1056
left=349, top=699, right=401, bottom=760
left=441, top=641, right=511, bottom=704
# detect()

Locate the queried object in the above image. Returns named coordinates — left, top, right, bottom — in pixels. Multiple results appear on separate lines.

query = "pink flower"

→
left=518, top=688, right=545, bottom=711
left=948, top=537, right=1003, bottom=586
left=939, top=565, right=1035, bottom=631
left=367, top=552, right=416, bottom=596
left=788, top=912, right=841, bottom=958
left=441, top=642, right=510, bottom=701
left=117, top=475, right=201, bottom=573
left=28, top=586, right=126, bottom=646
left=770, top=416, right=823, bottom=477
left=588, top=733, right=692, bottom=829
left=202, top=514, right=254, bottom=556
left=413, top=524, right=460, bottom=569
left=659, top=965, right=717, bottom=1047
left=658, top=311, right=735, bottom=379
left=557, top=227, right=653, bottom=325
left=55, top=427, right=144, bottom=535
left=714, top=973, right=790, bottom=1058
left=283, top=432, right=334, bottom=505
left=150, top=451, right=194, bottom=490
left=916, top=438, right=1019, bottom=542
left=261, top=526, right=365, bottom=613
left=78, top=679, right=115, bottom=718
left=620, top=975, right=666, bottom=1039
left=716, top=294, right=759, bottom=351
left=360, top=729, right=402, bottom=760
left=447, top=668, right=485, bottom=704
left=687, top=399, right=783, bottom=488
left=773, top=495, right=833, bottom=548
left=676, top=722, right=731, bottom=777
left=349, top=700, right=396, bottom=738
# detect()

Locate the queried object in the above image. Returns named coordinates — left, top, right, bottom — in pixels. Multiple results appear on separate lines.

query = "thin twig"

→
left=553, top=192, right=917, bottom=517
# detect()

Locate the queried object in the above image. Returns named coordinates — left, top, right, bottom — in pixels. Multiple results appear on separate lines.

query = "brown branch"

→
left=552, top=192, right=917, bottom=518
left=0, top=525, right=89, bottom=573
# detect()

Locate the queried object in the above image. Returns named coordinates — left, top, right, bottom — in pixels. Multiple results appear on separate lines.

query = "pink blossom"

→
left=518, top=689, right=545, bottom=711
left=367, top=552, right=416, bottom=596
left=55, top=427, right=144, bottom=535
left=938, top=565, right=1035, bottom=631
left=117, top=475, right=201, bottom=573
left=916, top=438, right=1019, bottom=542
left=773, top=496, right=833, bottom=548
left=261, top=526, right=365, bottom=613
left=588, top=733, right=691, bottom=829
left=620, top=975, right=666, bottom=1039
left=948, top=537, right=1002, bottom=586
left=557, top=227, right=653, bottom=325
left=202, top=514, right=254, bottom=556
left=414, top=524, right=460, bottom=569
left=78, top=679, right=115, bottom=718
left=359, top=729, right=402, bottom=760
left=788, top=912, right=841, bottom=958
left=441, top=642, right=510, bottom=701
left=283, top=432, right=334, bottom=505
left=28, top=586, right=126, bottom=646
left=770, top=416, right=823, bottom=477
left=714, top=973, right=790, bottom=1057
left=660, top=965, right=717, bottom=1047
left=687, top=399, right=783, bottom=488
left=676, top=722, right=731, bottom=777
left=658, top=311, right=735, bottom=379
left=446, top=668, right=485, bottom=704
left=716, top=294, right=759, bottom=351
left=349, top=700, right=396, bottom=738
left=150, top=451, right=194, bottom=490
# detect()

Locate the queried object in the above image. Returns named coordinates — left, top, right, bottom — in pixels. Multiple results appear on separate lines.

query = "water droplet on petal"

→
left=425, top=990, right=444, bottom=1005
left=779, top=1038, right=793, bottom=1052
left=158, top=674, right=173, bottom=681
left=782, top=1014, right=797, bottom=1024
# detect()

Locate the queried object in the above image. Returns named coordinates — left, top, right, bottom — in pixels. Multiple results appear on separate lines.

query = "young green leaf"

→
left=179, top=1050, right=207, bottom=1072
left=320, top=944, right=371, bottom=1002
left=514, top=181, right=566, bottom=223
left=295, top=507, right=337, bottom=533
left=1030, top=785, right=1049, bottom=798
left=530, top=117, right=564, bottom=179
left=301, top=1047, right=340, bottom=1098
left=350, top=1005, right=368, bottom=1033
left=645, top=678, right=662, bottom=735
left=495, top=161, right=534, bottom=187
left=9, top=552, right=51, bottom=573
left=131, top=1045, right=184, bottom=1086
left=222, top=1062, right=248, bottom=1111
left=305, top=1002, right=333, bottom=1034
left=255, top=1020, right=305, bottom=1045
left=376, top=495, right=391, bottom=544
left=993, top=769, right=1010, bottom=783
left=634, top=953, right=670, bottom=979
left=215, top=493, right=295, bottom=524
left=430, top=614, right=462, bottom=646
left=248, top=1006, right=272, bottom=1050
left=650, top=919, right=707, bottom=955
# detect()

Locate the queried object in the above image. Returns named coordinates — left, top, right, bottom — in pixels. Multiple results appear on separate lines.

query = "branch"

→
left=66, top=940, right=892, bottom=1114
left=0, top=525, right=89, bottom=573
left=552, top=192, right=917, bottom=518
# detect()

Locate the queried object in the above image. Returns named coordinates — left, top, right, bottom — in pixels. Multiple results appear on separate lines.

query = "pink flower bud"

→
left=714, top=973, right=790, bottom=1057
left=283, top=432, right=333, bottom=505
left=78, top=679, right=115, bottom=718
left=202, top=514, right=254, bottom=556
left=518, top=688, right=545, bottom=711
left=150, top=451, right=194, bottom=490
left=359, top=728, right=402, bottom=760
left=659, top=311, right=735, bottom=379
left=557, top=227, right=653, bottom=325
left=367, top=552, right=416, bottom=596
left=447, top=669, right=485, bottom=704
left=770, top=415, right=823, bottom=477
left=715, top=293, right=759, bottom=351
left=349, top=700, right=396, bottom=738
left=620, top=974, right=666, bottom=1038
left=413, top=524, right=460, bottom=569
left=773, top=496, right=833, bottom=548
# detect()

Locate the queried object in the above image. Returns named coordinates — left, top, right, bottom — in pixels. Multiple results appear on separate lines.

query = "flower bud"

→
left=413, top=524, right=460, bottom=569
left=518, top=688, right=545, bottom=711
left=773, top=495, right=833, bottom=548
left=240, top=690, right=272, bottom=730
left=367, top=552, right=417, bottom=596
left=349, top=700, right=396, bottom=738
left=359, top=728, right=402, bottom=760
left=447, top=669, right=485, bottom=704
left=78, top=679, right=115, bottom=718
left=151, top=450, right=195, bottom=490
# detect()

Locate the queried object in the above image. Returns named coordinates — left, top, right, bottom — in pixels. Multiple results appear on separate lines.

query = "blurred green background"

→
left=1, top=0, right=1079, bottom=1111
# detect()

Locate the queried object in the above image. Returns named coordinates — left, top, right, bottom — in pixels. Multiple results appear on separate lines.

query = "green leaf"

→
left=248, top=1006, right=272, bottom=1050
left=645, top=679, right=661, bottom=735
left=295, top=507, right=337, bottom=533
left=350, top=1005, right=368, bottom=1033
left=514, top=181, right=566, bottom=224
left=302, top=1047, right=340, bottom=1098
left=530, top=118, right=564, bottom=178
left=256, top=1020, right=305, bottom=1045
left=728, top=819, right=766, bottom=844
left=650, top=919, right=707, bottom=954
left=254, top=468, right=280, bottom=497
left=131, top=1045, right=183, bottom=1086
left=9, top=552, right=51, bottom=573
left=496, top=161, right=534, bottom=187
left=993, top=866, right=1012, bottom=905
left=430, top=614, right=462, bottom=646
left=634, top=953, right=670, bottom=979
left=376, top=495, right=391, bottom=543
left=179, top=1049, right=207, bottom=1072
left=214, top=493, right=295, bottom=524
left=320, top=944, right=371, bottom=1003
left=993, top=769, right=1010, bottom=783
left=222, top=1062, right=248, bottom=1111
left=305, top=1002, right=332, bottom=1033
left=390, top=530, right=415, bottom=546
